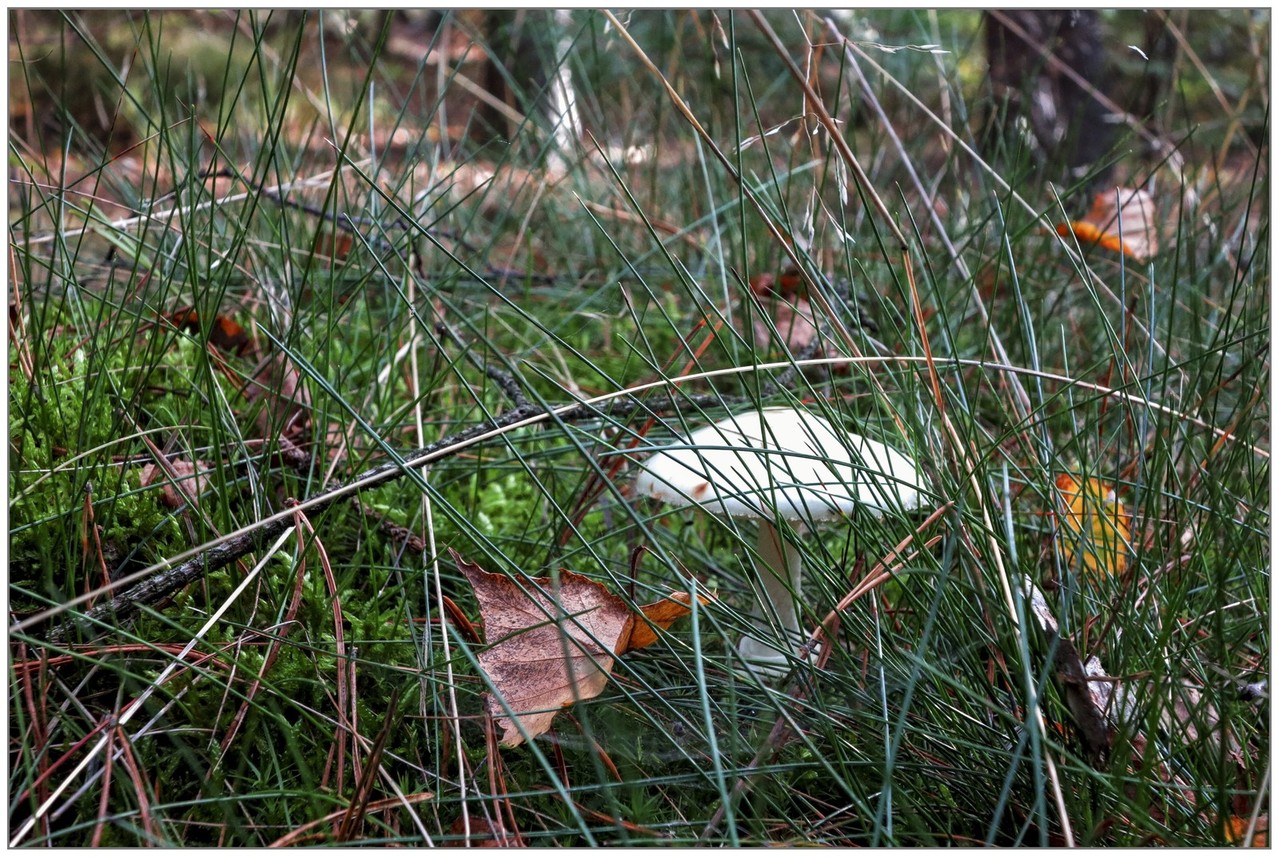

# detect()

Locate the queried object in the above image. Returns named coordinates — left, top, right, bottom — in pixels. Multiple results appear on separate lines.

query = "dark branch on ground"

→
left=43, top=390, right=746, bottom=643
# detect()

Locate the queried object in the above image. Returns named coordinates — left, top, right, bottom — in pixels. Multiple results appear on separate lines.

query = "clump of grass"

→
left=9, top=9, right=1267, bottom=847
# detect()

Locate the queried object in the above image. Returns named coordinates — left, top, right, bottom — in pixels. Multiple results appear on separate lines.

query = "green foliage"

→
left=9, top=338, right=182, bottom=604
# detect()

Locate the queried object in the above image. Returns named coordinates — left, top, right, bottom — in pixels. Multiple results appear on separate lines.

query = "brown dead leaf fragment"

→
left=449, top=814, right=519, bottom=848
left=139, top=458, right=213, bottom=509
left=748, top=270, right=835, bottom=359
left=453, top=549, right=634, bottom=748
left=244, top=353, right=311, bottom=444
left=1053, top=642, right=1115, bottom=762
left=1225, top=812, right=1268, bottom=847
left=1020, top=578, right=1113, bottom=763
left=751, top=297, right=822, bottom=355
left=311, top=229, right=354, bottom=263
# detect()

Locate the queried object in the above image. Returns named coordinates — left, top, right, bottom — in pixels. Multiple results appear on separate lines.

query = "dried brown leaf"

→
left=448, top=814, right=519, bottom=848
left=748, top=271, right=842, bottom=362
left=453, top=548, right=634, bottom=748
left=139, top=458, right=212, bottom=509
left=1052, top=639, right=1115, bottom=762
left=752, top=296, right=822, bottom=355
left=1022, top=578, right=1114, bottom=761
left=311, top=230, right=354, bottom=262
left=167, top=307, right=250, bottom=355
left=245, top=353, right=310, bottom=444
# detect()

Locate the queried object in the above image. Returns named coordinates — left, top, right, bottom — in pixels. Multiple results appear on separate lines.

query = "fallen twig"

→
left=39, top=392, right=738, bottom=643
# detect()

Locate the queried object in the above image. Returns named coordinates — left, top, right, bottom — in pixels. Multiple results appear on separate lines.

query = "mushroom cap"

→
left=634, top=407, right=924, bottom=522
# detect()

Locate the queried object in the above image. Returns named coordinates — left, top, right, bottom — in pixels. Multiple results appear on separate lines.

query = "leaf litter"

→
left=1057, top=186, right=1158, bottom=261
left=452, top=548, right=704, bottom=747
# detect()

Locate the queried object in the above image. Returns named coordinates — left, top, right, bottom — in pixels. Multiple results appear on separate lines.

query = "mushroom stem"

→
left=737, top=520, right=806, bottom=675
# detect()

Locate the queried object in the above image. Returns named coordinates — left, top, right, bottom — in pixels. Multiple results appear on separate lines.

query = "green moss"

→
left=11, top=347, right=129, bottom=600
left=8, top=324, right=231, bottom=607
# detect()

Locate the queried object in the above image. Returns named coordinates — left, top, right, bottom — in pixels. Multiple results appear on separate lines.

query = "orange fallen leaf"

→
left=167, top=307, right=250, bottom=354
left=1056, top=187, right=1157, bottom=261
left=312, top=229, right=354, bottom=262
left=750, top=270, right=806, bottom=300
left=621, top=592, right=709, bottom=653
left=1054, top=473, right=1131, bottom=579
left=1225, top=813, right=1268, bottom=847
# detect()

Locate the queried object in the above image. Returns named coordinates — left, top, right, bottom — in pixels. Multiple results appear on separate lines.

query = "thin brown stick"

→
left=218, top=533, right=309, bottom=755
left=33, top=403, right=545, bottom=641
left=289, top=506, right=350, bottom=800
left=348, top=652, right=360, bottom=795
left=10, top=643, right=236, bottom=678
left=114, top=726, right=158, bottom=842
left=9, top=243, right=36, bottom=383
left=336, top=687, right=401, bottom=842
left=17, top=643, right=51, bottom=843
left=747, top=10, right=907, bottom=250
left=80, top=481, right=111, bottom=604
left=89, top=728, right=115, bottom=848
left=824, top=525, right=948, bottom=640
left=270, top=788, right=436, bottom=848
left=272, top=787, right=437, bottom=849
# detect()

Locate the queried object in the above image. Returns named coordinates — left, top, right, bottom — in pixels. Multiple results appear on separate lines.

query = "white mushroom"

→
left=633, top=407, right=924, bottom=678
